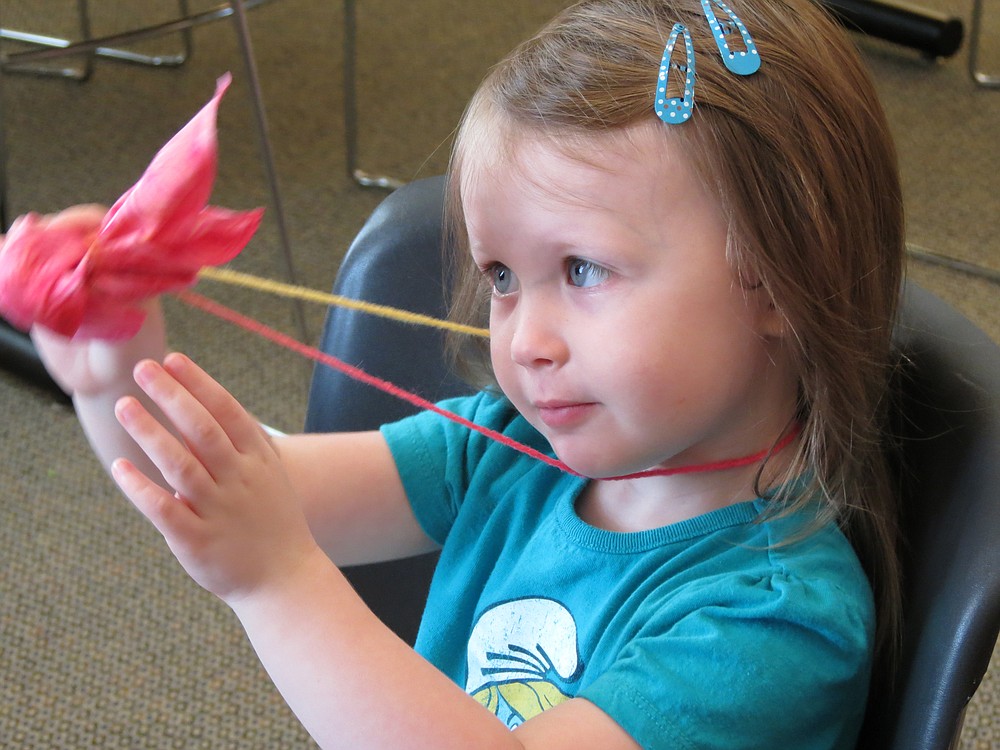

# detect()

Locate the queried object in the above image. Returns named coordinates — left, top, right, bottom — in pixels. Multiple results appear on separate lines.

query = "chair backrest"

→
left=306, top=175, right=1000, bottom=749
left=305, top=176, right=461, bottom=645
left=858, top=284, right=1000, bottom=750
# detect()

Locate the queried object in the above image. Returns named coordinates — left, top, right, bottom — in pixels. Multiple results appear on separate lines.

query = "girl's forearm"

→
left=32, top=300, right=174, bottom=490
left=228, top=551, right=521, bottom=750
left=75, top=386, right=171, bottom=489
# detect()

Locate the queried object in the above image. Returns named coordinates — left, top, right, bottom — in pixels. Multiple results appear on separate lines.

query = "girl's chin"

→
left=550, top=448, right=650, bottom=481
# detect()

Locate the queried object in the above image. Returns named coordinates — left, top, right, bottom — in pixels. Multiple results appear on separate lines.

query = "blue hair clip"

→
left=655, top=23, right=696, bottom=126
left=700, top=0, right=760, bottom=76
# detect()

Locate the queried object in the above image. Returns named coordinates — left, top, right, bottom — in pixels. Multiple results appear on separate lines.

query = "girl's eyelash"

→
left=474, top=259, right=500, bottom=277
left=478, top=262, right=518, bottom=296
left=478, top=263, right=501, bottom=288
left=566, top=257, right=611, bottom=287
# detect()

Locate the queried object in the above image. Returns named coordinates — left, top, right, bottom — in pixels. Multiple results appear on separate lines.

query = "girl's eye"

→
left=489, top=264, right=519, bottom=295
left=567, top=259, right=609, bottom=288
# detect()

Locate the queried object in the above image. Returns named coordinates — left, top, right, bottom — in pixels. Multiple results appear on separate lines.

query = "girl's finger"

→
left=115, top=391, right=216, bottom=500
left=160, top=352, right=272, bottom=457
left=130, top=358, right=243, bottom=482
left=111, top=456, right=197, bottom=539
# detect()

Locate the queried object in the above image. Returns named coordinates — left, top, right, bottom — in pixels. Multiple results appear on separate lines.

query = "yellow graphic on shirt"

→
left=465, top=598, right=582, bottom=729
left=472, top=680, right=572, bottom=723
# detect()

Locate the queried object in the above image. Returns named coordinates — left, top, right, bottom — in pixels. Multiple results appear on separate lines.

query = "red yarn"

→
left=176, top=290, right=799, bottom=481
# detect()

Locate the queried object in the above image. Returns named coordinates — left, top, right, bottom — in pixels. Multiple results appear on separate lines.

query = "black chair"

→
left=304, top=175, right=1000, bottom=749
left=859, top=283, right=1000, bottom=750
left=304, top=176, right=465, bottom=645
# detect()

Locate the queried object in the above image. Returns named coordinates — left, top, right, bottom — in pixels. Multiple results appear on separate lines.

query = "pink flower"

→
left=0, top=73, right=263, bottom=340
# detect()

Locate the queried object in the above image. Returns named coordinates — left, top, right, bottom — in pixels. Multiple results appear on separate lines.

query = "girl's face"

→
left=462, top=125, right=799, bottom=481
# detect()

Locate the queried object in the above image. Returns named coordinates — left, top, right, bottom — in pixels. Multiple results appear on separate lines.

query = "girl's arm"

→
left=33, top=298, right=174, bottom=489
left=35, top=325, right=434, bottom=566
left=229, top=546, right=641, bottom=750
left=25, top=204, right=431, bottom=566
left=35, top=314, right=432, bottom=565
left=273, top=431, right=438, bottom=566
left=113, top=352, right=642, bottom=750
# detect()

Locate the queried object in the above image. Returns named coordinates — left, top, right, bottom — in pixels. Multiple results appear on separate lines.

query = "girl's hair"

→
left=444, top=0, right=905, bottom=670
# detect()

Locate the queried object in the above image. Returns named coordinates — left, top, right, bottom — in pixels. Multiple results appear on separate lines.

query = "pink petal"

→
left=35, top=266, right=89, bottom=338
left=88, top=269, right=197, bottom=302
left=95, top=206, right=263, bottom=275
left=0, top=213, right=91, bottom=333
left=173, top=206, right=265, bottom=267
left=74, top=297, right=148, bottom=341
left=100, top=73, right=231, bottom=246
left=0, top=73, right=263, bottom=341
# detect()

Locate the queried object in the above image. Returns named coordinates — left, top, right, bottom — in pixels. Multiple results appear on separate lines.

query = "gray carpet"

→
left=1, top=0, right=997, bottom=747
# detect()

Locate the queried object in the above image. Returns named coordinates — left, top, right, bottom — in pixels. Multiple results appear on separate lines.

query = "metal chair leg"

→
left=0, top=0, right=309, bottom=341
left=0, top=44, right=8, bottom=231
left=969, top=0, right=1000, bottom=88
left=907, top=245, right=1000, bottom=285
left=0, top=0, right=192, bottom=80
left=342, top=0, right=405, bottom=190
left=229, top=0, right=309, bottom=340
left=0, top=2, right=266, bottom=71
left=0, top=0, right=94, bottom=80
left=0, top=1, right=250, bottom=230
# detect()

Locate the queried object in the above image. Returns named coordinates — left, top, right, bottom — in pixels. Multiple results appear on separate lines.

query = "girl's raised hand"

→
left=17, top=204, right=167, bottom=399
left=31, top=298, right=166, bottom=398
left=112, top=352, right=323, bottom=603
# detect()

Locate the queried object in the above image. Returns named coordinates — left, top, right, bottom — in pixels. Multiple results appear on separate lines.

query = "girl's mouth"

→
left=534, top=401, right=597, bottom=429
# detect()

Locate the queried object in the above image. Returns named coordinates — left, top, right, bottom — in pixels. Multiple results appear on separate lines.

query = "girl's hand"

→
left=32, top=298, right=166, bottom=397
left=111, top=352, right=323, bottom=603
left=18, top=204, right=165, bottom=398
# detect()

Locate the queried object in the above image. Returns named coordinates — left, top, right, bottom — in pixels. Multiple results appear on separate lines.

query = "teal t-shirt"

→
left=381, top=392, right=875, bottom=750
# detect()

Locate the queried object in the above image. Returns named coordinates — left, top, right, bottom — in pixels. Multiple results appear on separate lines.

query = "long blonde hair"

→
left=445, top=0, right=905, bottom=669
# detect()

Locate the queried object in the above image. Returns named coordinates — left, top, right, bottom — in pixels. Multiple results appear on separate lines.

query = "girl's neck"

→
left=575, top=426, right=801, bottom=533
left=576, top=468, right=756, bottom=532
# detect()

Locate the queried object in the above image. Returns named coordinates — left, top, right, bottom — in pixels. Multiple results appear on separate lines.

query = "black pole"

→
left=820, top=0, right=964, bottom=59
left=0, top=38, right=68, bottom=400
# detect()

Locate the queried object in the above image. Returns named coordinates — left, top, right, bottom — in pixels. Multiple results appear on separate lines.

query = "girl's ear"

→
left=758, top=298, right=789, bottom=340
left=731, top=244, right=787, bottom=339
left=737, top=269, right=787, bottom=340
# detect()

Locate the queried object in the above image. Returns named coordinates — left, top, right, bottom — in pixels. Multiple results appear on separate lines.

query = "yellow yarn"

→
left=197, top=266, right=489, bottom=338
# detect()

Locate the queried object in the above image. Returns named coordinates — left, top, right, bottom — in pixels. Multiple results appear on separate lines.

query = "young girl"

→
left=29, top=0, right=904, bottom=747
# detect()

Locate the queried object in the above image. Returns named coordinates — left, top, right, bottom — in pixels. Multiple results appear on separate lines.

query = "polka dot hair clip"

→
left=701, top=0, right=761, bottom=75
left=655, top=23, right=696, bottom=125
left=654, top=1, right=761, bottom=126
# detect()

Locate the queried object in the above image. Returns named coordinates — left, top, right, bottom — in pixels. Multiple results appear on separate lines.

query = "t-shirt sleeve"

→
left=379, top=391, right=531, bottom=544
left=580, top=568, right=874, bottom=750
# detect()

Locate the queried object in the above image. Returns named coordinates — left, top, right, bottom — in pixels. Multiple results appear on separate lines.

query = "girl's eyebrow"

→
left=468, top=245, right=491, bottom=263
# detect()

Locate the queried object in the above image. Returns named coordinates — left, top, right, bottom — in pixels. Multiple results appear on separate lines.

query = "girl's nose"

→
left=508, top=299, right=569, bottom=369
